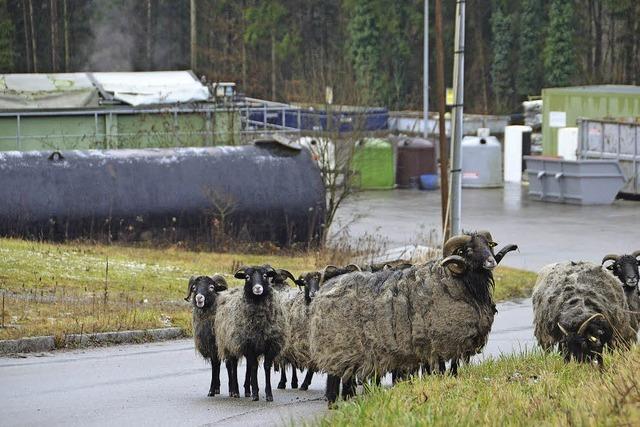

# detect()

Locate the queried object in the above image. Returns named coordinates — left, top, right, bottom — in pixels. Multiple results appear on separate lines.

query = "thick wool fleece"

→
left=309, top=261, right=495, bottom=379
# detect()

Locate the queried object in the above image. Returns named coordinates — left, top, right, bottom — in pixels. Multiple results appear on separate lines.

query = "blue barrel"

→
left=0, top=143, right=326, bottom=247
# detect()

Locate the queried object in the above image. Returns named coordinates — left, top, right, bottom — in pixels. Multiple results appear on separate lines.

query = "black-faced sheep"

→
left=532, top=261, right=637, bottom=364
left=309, top=231, right=517, bottom=406
left=184, top=275, right=228, bottom=396
left=215, top=265, right=286, bottom=401
left=602, top=251, right=640, bottom=331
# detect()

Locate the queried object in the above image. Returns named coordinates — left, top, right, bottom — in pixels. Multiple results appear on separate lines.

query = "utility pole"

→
left=423, top=0, right=428, bottom=140
left=190, top=0, right=197, bottom=71
left=435, top=0, right=449, bottom=241
left=449, top=0, right=465, bottom=236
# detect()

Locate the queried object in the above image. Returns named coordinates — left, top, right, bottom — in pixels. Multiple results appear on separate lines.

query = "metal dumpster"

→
left=524, top=156, right=625, bottom=205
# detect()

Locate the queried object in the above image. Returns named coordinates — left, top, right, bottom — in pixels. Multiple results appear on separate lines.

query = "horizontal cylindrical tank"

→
left=0, top=143, right=326, bottom=246
left=461, top=136, right=503, bottom=188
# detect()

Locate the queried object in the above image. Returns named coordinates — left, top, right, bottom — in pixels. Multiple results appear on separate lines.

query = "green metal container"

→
left=542, top=85, right=640, bottom=155
left=351, top=138, right=395, bottom=190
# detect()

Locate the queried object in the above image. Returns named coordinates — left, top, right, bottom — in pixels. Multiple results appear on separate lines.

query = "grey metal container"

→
left=577, top=118, right=640, bottom=196
left=461, top=136, right=503, bottom=188
left=524, top=156, right=625, bottom=205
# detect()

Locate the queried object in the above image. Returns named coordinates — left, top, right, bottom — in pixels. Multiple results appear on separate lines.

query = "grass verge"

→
left=0, top=238, right=536, bottom=341
left=320, top=347, right=640, bottom=426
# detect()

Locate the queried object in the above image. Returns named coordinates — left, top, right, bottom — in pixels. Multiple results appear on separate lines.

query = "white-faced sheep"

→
left=532, top=261, right=637, bottom=364
left=215, top=265, right=286, bottom=401
left=184, top=275, right=228, bottom=396
left=309, top=231, right=518, bottom=406
left=602, top=251, right=640, bottom=331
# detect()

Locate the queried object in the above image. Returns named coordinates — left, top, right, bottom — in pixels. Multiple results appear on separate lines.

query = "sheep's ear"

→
left=234, top=268, right=247, bottom=279
left=184, top=276, right=196, bottom=301
left=294, top=278, right=306, bottom=288
left=211, top=274, right=228, bottom=292
left=266, top=268, right=278, bottom=278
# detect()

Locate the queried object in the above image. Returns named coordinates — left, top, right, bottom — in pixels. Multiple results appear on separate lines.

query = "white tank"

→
left=461, top=135, right=503, bottom=188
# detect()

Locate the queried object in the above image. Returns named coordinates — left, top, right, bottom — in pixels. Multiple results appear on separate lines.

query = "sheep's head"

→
left=297, top=264, right=360, bottom=304
left=558, top=313, right=613, bottom=365
left=270, top=268, right=296, bottom=291
left=185, top=275, right=228, bottom=309
left=235, top=265, right=277, bottom=301
left=602, top=251, right=640, bottom=290
left=441, top=231, right=518, bottom=275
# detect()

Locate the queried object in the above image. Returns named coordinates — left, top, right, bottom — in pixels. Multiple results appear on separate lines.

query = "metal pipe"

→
left=423, top=0, right=429, bottom=141
left=449, top=0, right=465, bottom=236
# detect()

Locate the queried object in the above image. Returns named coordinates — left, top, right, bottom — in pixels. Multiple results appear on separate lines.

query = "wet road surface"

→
left=333, top=184, right=640, bottom=272
left=0, top=299, right=534, bottom=427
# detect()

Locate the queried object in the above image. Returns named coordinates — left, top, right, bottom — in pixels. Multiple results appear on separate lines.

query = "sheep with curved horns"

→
left=184, top=274, right=228, bottom=396
left=602, top=251, right=640, bottom=331
left=309, top=231, right=518, bottom=406
left=215, top=265, right=286, bottom=401
left=532, top=261, right=637, bottom=365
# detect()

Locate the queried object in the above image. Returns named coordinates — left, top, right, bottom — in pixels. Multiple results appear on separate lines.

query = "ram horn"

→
left=441, top=255, right=467, bottom=275
left=577, top=313, right=606, bottom=336
left=476, top=230, right=494, bottom=243
left=442, top=235, right=472, bottom=257
left=276, top=269, right=297, bottom=283
left=557, top=322, right=570, bottom=337
left=632, top=250, right=640, bottom=259
left=211, top=274, right=228, bottom=292
left=345, top=264, right=362, bottom=272
left=601, top=254, right=620, bottom=266
left=184, top=276, right=196, bottom=301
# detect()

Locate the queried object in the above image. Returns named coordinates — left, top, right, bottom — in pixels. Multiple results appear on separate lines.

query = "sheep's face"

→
left=441, top=231, right=497, bottom=275
left=185, top=275, right=228, bottom=309
left=235, top=265, right=277, bottom=300
left=297, top=272, right=322, bottom=302
left=607, top=255, right=640, bottom=289
left=562, top=317, right=612, bottom=364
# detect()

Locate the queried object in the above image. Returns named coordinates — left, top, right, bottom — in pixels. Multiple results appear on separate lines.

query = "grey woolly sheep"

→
left=532, top=261, right=637, bottom=364
left=309, top=231, right=518, bottom=406
left=184, top=274, right=228, bottom=396
left=215, top=265, right=286, bottom=401
left=602, top=251, right=640, bottom=332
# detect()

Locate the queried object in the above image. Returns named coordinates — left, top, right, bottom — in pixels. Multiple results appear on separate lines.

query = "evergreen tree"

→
left=0, top=0, right=13, bottom=72
left=347, top=0, right=383, bottom=104
left=516, top=0, right=543, bottom=98
left=544, top=0, right=576, bottom=87
left=490, top=4, right=514, bottom=112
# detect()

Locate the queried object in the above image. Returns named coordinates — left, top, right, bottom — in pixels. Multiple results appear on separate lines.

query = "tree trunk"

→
left=435, top=0, right=449, bottom=240
left=28, top=0, right=37, bottom=72
left=146, top=0, right=152, bottom=68
left=22, top=0, right=31, bottom=72
left=190, top=0, right=197, bottom=70
left=50, top=0, right=58, bottom=72
left=271, top=31, right=276, bottom=100
left=593, top=0, right=602, bottom=82
left=63, top=0, right=69, bottom=71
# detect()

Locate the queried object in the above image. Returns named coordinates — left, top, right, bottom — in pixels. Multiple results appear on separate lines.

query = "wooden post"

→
left=435, top=0, right=449, bottom=241
left=190, top=0, right=197, bottom=70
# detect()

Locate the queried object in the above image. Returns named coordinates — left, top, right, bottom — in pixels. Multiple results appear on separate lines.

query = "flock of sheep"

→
left=184, top=231, right=640, bottom=407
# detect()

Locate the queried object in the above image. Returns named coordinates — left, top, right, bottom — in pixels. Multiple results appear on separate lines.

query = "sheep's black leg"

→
left=226, top=358, right=239, bottom=398
left=423, top=363, right=432, bottom=375
left=277, top=363, right=287, bottom=389
left=264, top=356, right=274, bottom=402
left=291, top=364, right=299, bottom=389
left=326, top=374, right=340, bottom=408
left=243, top=360, right=252, bottom=397
left=392, top=370, right=398, bottom=385
left=341, top=377, right=356, bottom=400
left=450, top=359, right=458, bottom=377
left=247, top=353, right=260, bottom=401
left=438, top=359, right=446, bottom=374
left=300, top=369, right=314, bottom=391
left=208, top=356, right=221, bottom=396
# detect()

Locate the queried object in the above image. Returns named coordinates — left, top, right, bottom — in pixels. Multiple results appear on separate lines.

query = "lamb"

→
left=215, top=265, right=286, bottom=401
left=184, top=274, right=228, bottom=396
left=532, top=261, right=637, bottom=364
left=602, top=251, right=640, bottom=331
left=309, top=231, right=518, bottom=406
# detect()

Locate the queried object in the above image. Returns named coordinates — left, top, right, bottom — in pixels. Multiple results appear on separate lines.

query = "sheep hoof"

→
left=207, top=391, right=214, bottom=397
left=252, top=395, right=259, bottom=401
left=291, top=382, right=298, bottom=389
left=277, top=383, right=286, bottom=389
left=208, top=388, right=220, bottom=396
left=244, top=391, right=251, bottom=397
left=230, top=392, right=240, bottom=398
left=266, top=395, right=273, bottom=402
left=300, top=384, right=309, bottom=391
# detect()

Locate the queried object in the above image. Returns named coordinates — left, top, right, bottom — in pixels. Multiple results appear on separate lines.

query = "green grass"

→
left=320, top=347, right=640, bottom=426
left=0, top=238, right=536, bottom=341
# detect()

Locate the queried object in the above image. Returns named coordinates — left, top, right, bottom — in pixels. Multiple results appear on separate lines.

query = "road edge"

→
left=0, top=327, right=186, bottom=354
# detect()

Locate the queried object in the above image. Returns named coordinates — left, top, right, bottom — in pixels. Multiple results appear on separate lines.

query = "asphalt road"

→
left=0, top=299, right=533, bottom=427
left=333, top=184, right=640, bottom=272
